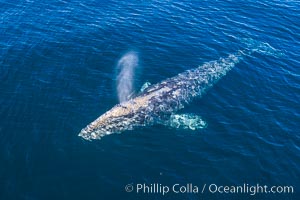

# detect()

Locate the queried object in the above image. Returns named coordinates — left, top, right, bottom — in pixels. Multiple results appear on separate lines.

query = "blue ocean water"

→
left=1, top=0, right=299, bottom=199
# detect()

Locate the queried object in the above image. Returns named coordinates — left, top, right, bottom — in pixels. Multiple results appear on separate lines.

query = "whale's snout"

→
left=78, top=129, right=92, bottom=141
left=78, top=102, right=142, bottom=140
left=79, top=125, right=113, bottom=140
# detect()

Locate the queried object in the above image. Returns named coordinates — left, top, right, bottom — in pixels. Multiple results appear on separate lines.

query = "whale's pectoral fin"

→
left=161, top=113, right=207, bottom=130
left=140, top=81, right=151, bottom=92
left=127, top=82, right=151, bottom=99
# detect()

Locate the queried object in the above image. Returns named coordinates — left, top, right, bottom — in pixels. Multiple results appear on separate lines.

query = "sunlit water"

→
left=1, top=0, right=299, bottom=199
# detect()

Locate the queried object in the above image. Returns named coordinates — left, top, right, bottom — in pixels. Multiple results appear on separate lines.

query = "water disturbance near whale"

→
left=79, top=41, right=280, bottom=140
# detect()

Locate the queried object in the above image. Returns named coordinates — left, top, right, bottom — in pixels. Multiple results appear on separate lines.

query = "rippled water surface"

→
left=1, top=0, right=299, bottom=199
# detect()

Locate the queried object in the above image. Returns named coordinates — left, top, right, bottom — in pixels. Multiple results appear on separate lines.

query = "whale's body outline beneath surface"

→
left=78, top=48, right=253, bottom=140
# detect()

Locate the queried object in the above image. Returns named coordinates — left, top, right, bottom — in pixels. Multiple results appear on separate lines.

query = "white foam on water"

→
left=241, top=38, right=284, bottom=57
left=116, top=51, right=139, bottom=102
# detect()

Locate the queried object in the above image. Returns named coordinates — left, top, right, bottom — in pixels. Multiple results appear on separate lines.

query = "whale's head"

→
left=78, top=102, right=143, bottom=140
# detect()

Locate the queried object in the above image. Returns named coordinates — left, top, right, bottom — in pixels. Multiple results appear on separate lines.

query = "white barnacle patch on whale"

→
left=172, top=90, right=180, bottom=98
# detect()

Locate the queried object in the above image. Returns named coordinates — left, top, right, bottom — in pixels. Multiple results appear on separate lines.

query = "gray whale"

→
left=79, top=50, right=249, bottom=140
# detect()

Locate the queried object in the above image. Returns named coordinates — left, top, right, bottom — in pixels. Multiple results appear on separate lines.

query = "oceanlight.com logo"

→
left=124, top=183, right=294, bottom=196
left=207, top=183, right=294, bottom=195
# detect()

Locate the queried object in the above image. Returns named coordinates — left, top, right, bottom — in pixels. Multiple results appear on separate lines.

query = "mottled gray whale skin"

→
left=79, top=51, right=245, bottom=140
